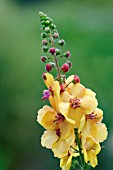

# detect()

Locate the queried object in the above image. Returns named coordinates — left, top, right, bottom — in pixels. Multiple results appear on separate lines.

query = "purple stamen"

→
left=42, top=89, right=51, bottom=100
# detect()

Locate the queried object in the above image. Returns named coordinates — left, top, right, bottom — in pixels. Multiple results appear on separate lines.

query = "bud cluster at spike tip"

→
left=37, top=12, right=108, bottom=170
left=39, top=11, right=72, bottom=76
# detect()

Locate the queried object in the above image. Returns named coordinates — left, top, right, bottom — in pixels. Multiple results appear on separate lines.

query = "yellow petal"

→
left=52, top=140, right=69, bottom=158
left=60, top=155, right=72, bottom=170
left=81, top=95, right=98, bottom=114
left=60, top=121, right=73, bottom=139
left=60, top=91, right=71, bottom=103
left=82, top=120, right=108, bottom=143
left=65, top=129, right=75, bottom=146
left=44, top=73, right=54, bottom=88
left=79, top=115, right=86, bottom=133
left=59, top=102, right=70, bottom=117
left=65, top=75, right=74, bottom=87
left=94, top=123, right=108, bottom=142
left=51, top=81, right=60, bottom=111
left=41, top=130, right=59, bottom=149
left=59, top=102, right=75, bottom=124
left=37, top=105, right=56, bottom=130
left=70, top=83, right=86, bottom=98
left=94, top=108, right=103, bottom=123
left=67, top=108, right=84, bottom=128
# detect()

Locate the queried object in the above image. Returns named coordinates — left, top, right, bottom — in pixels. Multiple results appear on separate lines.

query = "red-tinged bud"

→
left=73, top=75, right=80, bottom=83
left=66, top=51, right=71, bottom=58
left=49, top=48, right=56, bottom=55
left=42, top=39, right=48, bottom=45
left=60, top=84, right=65, bottom=94
left=66, top=60, right=72, bottom=68
left=42, top=72, right=47, bottom=80
left=61, top=63, right=69, bottom=73
left=41, top=56, right=47, bottom=62
left=58, top=39, right=65, bottom=46
left=45, top=63, right=52, bottom=72
left=53, top=33, right=59, bottom=38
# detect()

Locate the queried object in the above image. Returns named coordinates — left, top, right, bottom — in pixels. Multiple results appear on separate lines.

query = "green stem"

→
left=75, top=129, right=89, bottom=170
left=50, top=33, right=62, bottom=84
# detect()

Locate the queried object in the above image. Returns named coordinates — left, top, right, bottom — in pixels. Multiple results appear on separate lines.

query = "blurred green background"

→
left=0, top=0, right=113, bottom=169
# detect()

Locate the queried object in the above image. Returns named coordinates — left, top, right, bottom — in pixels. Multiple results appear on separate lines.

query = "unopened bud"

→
left=58, top=39, right=65, bottom=46
left=45, top=63, right=52, bottom=72
left=42, top=46, right=48, bottom=53
left=61, top=63, right=69, bottom=73
left=50, top=23, right=56, bottom=29
left=41, top=56, right=47, bottom=63
left=60, top=84, right=65, bottom=94
left=55, top=48, right=61, bottom=56
left=41, top=32, right=47, bottom=38
left=42, top=39, right=48, bottom=45
left=45, top=27, right=50, bottom=33
left=53, top=33, right=59, bottom=38
left=50, top=62, right=55, bottom=68
left=66, top=60, right=72, bottom=68
left=42, top=72, right=47, bottom=80
left=49, top=48, right=56, bottom=55
left=73, top=75, right=80, bottom=83
left=45, top=20, right=50, bottom=26
left=64, top=51, right=71, bottom=58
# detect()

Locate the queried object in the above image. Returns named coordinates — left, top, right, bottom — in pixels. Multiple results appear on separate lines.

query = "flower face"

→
left=82, top=136, right=101, bottom=167
left=59, top=78, right=98, bottom=130
left=37, top=105, right=75, bottom=158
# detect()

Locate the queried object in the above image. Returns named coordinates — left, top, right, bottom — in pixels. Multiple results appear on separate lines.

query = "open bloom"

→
left=59, top=75, right=98, bottom=130
left=81, top=108, right=108, bottom=167
left=60, top=146, right=79, bottom=170
left=37, top=105, right=75, bottom=158
left=81, top=135, right=101, bottom=167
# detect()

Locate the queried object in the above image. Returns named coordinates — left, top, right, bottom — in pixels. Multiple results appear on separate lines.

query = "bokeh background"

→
left=0, top=0, right=113, bottom=169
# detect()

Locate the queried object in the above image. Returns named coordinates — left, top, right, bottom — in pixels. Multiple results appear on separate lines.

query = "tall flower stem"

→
left=50, top=33, right=62, bottom=84
left=75, top=129, right=90, bottom=170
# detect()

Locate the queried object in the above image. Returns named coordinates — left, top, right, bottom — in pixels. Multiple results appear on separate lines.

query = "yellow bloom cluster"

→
left=37, top=73, right=108, bottom=170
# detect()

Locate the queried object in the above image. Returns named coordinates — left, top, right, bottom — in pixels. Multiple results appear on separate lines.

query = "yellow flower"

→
left=81, top=108, right=108, bottom=143
left=42, top=73, right=60, bottom=111
left=37, top=105, right=75, bottom=158
left=81, top=108, right=108, bottom=167
left=81, top=136, right=101, bottom=167
left=60, top=146, right=79, bottom=170
left=59, top=75, right=98, bottom=129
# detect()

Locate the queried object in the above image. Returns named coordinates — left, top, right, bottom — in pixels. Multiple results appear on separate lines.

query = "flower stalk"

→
left=37, top=11, right=108, bottom=170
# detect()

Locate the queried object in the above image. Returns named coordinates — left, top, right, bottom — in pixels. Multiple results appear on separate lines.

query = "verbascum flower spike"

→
left=37, top=11, right=108, bottom=170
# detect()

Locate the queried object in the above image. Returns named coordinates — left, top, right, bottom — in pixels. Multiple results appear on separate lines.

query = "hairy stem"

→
left=50, top=33, right=62, bottom=84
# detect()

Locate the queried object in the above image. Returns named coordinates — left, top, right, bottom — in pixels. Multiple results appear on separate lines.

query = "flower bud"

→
left=45, top=27, right=50, bottom=33
left=55, top=48, right=61, bottom=56
left=60, top=84, right=65, bottom=94
left=61, top=63, right=69, bottom=73
left=49, top=62, right=55, bottom=68
left=42, top=39, right=48, bottom=45
left=45, top=63, right=52, bottom=72
left=53, top=33, right=59, bottom=38
left=45, top=20, right=50, bottom=26
left=42, top=46, right=48, bottom=53
left=42, top=72, right=47, bottom=80
left=49, top=48, right=56, bottom=55
left=58, top=39, right=65, bottom=46
left=66, top=60, right=72, bottom=68
left=41, top=56, right=47, bottom=63
left=73, top=75, right=80, bottom=83
left=50, top=23, right=56, bottom=29
left=41, top=32, right=47, bottom=38
left=64, top=51, right=71, bottom=58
